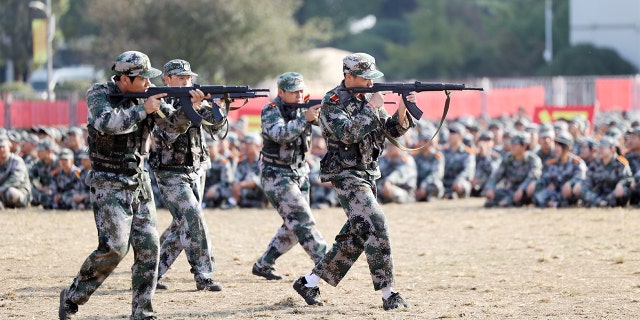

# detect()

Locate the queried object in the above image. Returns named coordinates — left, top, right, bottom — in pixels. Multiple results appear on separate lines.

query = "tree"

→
left=539, top=44, right=637, bottom=76
left=82, top=0, right=330, bottom=85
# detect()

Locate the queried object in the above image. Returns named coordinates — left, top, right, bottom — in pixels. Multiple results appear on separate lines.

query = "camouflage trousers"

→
left=581, top=185, right=629, bottom=207
left=155, top=169, right=216, bottom=283
left=64, top=170, right=159, bottom=320
left=2, top=187, right=30, bottom=208
left=313, top=175, right=395, bottom=291
left=258, top=169, right=326, bottom=267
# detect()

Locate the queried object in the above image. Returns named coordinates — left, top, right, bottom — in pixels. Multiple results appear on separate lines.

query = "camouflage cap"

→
left=67, top=126, right=83, bottom=136
left=59, top=148, right=74, bottom=160
left=509, top=131, right=530, bottom=145
left=0, top=135, right=10, bottom=147
left=447, top=122, right=466, bottom=135
left=538, top=123, right=555, bottom=138
left=77, top=151, right=90, bottom=160
left=343, top=53, right=384, bottom=80
left=598, top=136, right=617, bottom=148
left=478, top=131, right=494, bottom=141
left=163, top=59, right=198, bottom=77
left=626, top=127, right=640, bottom=136
left=36, top=139, right=56, bottom=151
left=112, top=51, right=162, bottom=78
left=277, top=72, right=306, bottom=92
left=554, top=131, right=574, bottom=146
left=242, top=132, right=262, bottom=145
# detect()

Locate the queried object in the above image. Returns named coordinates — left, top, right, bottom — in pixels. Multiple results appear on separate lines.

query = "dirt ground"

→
left=2, top=198, right=640, bottom=319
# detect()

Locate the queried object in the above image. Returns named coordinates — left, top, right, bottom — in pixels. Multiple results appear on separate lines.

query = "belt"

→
left=155, top=165, right=197, bottom=174
left=262, top=156, right=304, bottom=169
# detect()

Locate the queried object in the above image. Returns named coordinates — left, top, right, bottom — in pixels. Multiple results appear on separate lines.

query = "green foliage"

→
left=539, top=44, right=638, bottom=76
left=0, top=81, right=34, bottom=94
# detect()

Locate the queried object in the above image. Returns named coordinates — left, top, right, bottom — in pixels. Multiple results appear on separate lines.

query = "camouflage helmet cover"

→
left=277, top=72, right=306, bottom=92
left=112, top=51, right=162, bottom=78
left=343, top=53, right=384, bottom=80
left=163, top=59, right=198, bottom=77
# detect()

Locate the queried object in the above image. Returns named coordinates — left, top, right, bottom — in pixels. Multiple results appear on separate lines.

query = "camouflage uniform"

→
left=471, top=132, right=500, bottom=197
left=203, top=149, right=233, bottom=209
left=0, top=136, right=31, bottom=208
left=413, top=147, right=445, bottom=201
left=60, top=51, right=192, bottom=320
left=534, top=154, right=587, bottom=208
left=308, top=152, right=339, bottom=208
left=484, top=150, right=542, bottom=207
left=581, top=138, right=633, bottom=207
left=255, top=72, right=327, bottom=275
left=442, top=124, right=475, bottom=198
left=29, top=139, right=58, bottom=208
left=377, top=146, right=418, bottom=204
left=312, top=53, right=414, bottom=293
left=234, top=143, right=266, bottom=208
left=149, top=59, right=225, bottom=289
left=49, top=148, right=83, bottom=210
left=624, top=129, right=640, bottom=205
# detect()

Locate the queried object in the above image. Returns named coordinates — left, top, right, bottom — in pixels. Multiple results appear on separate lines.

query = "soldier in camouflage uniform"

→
left=471, top=131, right=500, bottom=197
left=623, top=128, right=640, bottom=205
left=579, top=137, right=632, bottom=207
left=231, top=132, right=266, bottom=208
left=29, top=139, right=58, bottom=208
left=377, top=139, right=418, bottom=204
left=537, top=124, right=556, bottom=169
left=252, top=72, right=327, bottom=281
left=293, top=53, right=412, bottom=311
left=442, top=122, right=475, bottom=199
left=20, top=133, right=39, bottom=171
left=484, top=132, right=542, bottom=207
left=150, top=59, right=225, bottom=292
left=72, top=152, right=91, bottom=210
left=0, top=135, right=31, bottom=209
left=578, top=136, right=599, bottom=167
left=534, top=131, right=588, bottom=208
left=59, top=51, right=196, bottom=320
left=413, top=128, right=445, bottom=202
left=49, top=148, right=82, bottom=210
left=203, top=139, right=234, bottom=209
left=308, top=134, right=338, bottom=209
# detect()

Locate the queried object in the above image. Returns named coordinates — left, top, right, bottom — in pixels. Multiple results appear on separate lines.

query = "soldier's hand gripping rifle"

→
left=110, top=84, right=269, bottom=126
left=340, top=81, right=483, bottom=120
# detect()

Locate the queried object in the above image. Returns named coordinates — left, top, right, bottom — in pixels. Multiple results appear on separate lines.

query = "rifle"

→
left=207, top=92, right=269, bottom=112
left=282, top=99, right=323, bottom=108
left=340, top=81, right=483, bottom=120
left=110, top=84, right=269, bottom=125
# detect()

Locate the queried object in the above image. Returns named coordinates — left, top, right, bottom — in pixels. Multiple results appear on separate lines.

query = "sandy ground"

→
left=1, top=198, right=640, bottom=319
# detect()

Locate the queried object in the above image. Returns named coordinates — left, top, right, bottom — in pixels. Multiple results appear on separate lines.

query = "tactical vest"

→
left=260, top=103, right=310, bottom=168
left=87, top=118, right=153, bottom=175
left=149, top=125, right=207, bottom=173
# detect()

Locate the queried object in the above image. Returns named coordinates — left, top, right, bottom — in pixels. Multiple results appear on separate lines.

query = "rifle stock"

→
left=341, top=81, right=484, bottom=120
left=109, top=84, right=269, bottom=125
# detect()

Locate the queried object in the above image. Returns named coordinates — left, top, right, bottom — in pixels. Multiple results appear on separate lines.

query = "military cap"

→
left=225, top=131, right=239, bottom=146
left=0, top=135, right=10, bottom=147
left=25, top=133, right=39, bottom=145
left=241, top=132, right=262, bottom=145
left=277, top=72, right=306, bottom=92
left=478, top=131, right=494, bottom=141
left=525, top=123, right=539, bottom=133
left=553, top=120, right=569, bottom=133
left=626, top=127, right=640, bottom=136
left=67, top=126, right=83, bottom=136
left=515, top=118, right=530, bottom=127
left=343, top=53, right=384, bottom=80
left=598, top=136, right=617, bottom=148
left=163, top=59, right=198, bottom=77
left=538, top=123, right=554, bottom=137
left=605, top=127, right=623, bottom=140
left=77, top=151, right=90, bottom=160
left=447, top=122, right=466, bottom=135
left=36, top=139, right=56, bottom=151
left=59, top=148, right=74, bottom=160
left=7, top=130, right=21, bottom=142
left=417, top=128, right=437, bottom=142
left=509, top=131, right=530, bottom=145
left=488, top=120, right=504, bottom=130
left=554, top=131, right=574, bottom=146
left=112, top=51, right=162, bottom=78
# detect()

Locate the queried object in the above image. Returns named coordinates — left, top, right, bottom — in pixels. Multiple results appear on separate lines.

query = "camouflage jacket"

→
left=413, top=149, right=445, bottom=189
left=442, top=144, right=475, bottom=184
left=318, top=81, right=414, bottom=182
left=0, top=153, right=32, bottom=195
left=485, top=151, right=542, bottom=191
left=582, top=154, right=632, bottom=195
left=50, top=165, right=83, bottom=196
left=378, top=152, right=418, bottom=191
left=29, top=158, right=57, bottom=190
left=536, top=154, right=587, bottom=191
left=260, top=96, right=313, bottom=175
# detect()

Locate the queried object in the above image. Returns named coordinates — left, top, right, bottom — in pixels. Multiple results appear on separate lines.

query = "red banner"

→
left=532, top=105, right=595, bottom=128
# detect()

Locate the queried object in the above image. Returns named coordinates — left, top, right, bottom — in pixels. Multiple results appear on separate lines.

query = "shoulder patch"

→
left=329, top=94, right=339, bottom=102
left=74, top=169, right=82, bottom=179
left=546, top=158, right=558, bottom=166
left=617, top=155, right=630, bottom=166
left=464, top=146, right=473, bottom=154
left=269, top=102, right=277, bottom=107
left=435, top=152, right=442, bottom=160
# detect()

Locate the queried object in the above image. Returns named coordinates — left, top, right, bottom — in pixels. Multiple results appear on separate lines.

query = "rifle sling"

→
left=379, top=90, right=450, bottom=152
